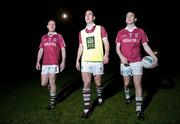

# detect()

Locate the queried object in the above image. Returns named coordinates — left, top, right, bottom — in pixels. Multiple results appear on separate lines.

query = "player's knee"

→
left=83, top=82, right=91, bottom=88
left=124, top=83, right=129, bottom=87
left=95, top=82, right=101, bottom=87
left=41, top=82, right=47, bottom=87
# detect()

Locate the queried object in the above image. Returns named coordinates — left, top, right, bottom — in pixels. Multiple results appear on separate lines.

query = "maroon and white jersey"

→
left=39, top=32, right=66, bottom=65
left=115, top=27, right=148, bottom=62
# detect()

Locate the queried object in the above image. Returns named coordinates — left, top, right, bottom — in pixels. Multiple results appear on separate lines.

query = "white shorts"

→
left=81, top=62, right=104, bottom=75
left=41, top=65, right=59, bottom=75
left=120, top=61, right=143, bottom=76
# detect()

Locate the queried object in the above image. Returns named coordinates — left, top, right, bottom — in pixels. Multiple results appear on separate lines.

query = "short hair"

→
left=48, top=19, right=56, bottom=24
left=84, top=8, right=96, bottom=16
left=126, top=11, right=136, bottom=18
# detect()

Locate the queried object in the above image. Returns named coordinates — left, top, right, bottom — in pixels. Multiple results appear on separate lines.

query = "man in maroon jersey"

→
left=36, top=19, right=66, bottom=110
left=115, top=11, right=158, bottom=119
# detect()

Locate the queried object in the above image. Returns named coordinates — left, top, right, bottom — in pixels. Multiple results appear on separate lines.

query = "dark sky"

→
left=3, top=0, right=179, bottom=81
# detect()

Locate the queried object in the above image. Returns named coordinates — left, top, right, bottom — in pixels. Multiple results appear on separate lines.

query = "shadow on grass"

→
left=56, top=74, right=83, bottom=103
left=91, top=71, right=123, bottom=113
left=103, top=71, right=124, bottom=100
left=142, top=66, right=175, bottom=112
left=83, top=71, right=124, bottom=116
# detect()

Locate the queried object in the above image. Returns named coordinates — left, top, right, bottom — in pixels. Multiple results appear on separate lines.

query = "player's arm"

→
left=101, top=26, right=109, bottom=64
left=116, top=43, right=129, bottom=64
left=60, top=47, right=66, bottom=72
left=76, top=43, right=83, bottom=71
left=36, top=48, right=43, bottom=70
left=143, top=42, right=158, bottom=67
left=102, top=37, right=109, bottom=64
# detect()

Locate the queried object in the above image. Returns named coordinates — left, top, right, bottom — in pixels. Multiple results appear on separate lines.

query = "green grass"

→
left=0, top=69, right=180, bottom=124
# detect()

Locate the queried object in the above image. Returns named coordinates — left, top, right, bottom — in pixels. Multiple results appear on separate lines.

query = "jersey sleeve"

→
left=115, top=31, right=122, bottom=43
left=79, top=32, right=82, bottom=44
left=39, top=36, right=45, bottom=48
left=101, top=26, right=108, bottom=38
left=58, top=34, right=66, bottom=48
left=141, top=29, right=149, bottom=44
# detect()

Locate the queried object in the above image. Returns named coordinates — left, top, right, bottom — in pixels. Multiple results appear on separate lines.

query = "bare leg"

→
left=123, top=76, right=131, bottom=104
left=48, top=73, right=57, bottom=109
left=41, top=74, right=49, bottom=87
left=133, top=75, right=144, bottom=119
left=81, top=72, right=92, bottom=118
left=94, top=75, right=103, bottom=105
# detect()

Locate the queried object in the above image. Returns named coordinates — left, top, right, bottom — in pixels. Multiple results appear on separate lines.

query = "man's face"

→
left=126, top=12, right=136, bottom=24
left=47, top=20, right=56, bottom=32
left=85, top=10, right=95, bottom=24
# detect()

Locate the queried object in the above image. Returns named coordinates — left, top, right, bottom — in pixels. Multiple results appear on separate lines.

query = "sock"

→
left=50, top=92, right=56, bottom=105
left=83, top=88, right=91, bottom=113
left=96, top=86, right=103, bottom=103
left=136, top=96, right=143, bottom=112
left=124, top=87, right=130, bottom=99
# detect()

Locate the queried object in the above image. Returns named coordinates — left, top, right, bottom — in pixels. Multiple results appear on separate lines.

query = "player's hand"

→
left=152, top=57, right=158, bottom=68
left=76, top=61, right=80, bottom=71
left=60, top=62, right=65, bottom=72
left=103, top=56, right=109, bottom=64
left=120, top=56, right=129, bottom=65
left=36, top=63, right=41, bottom=70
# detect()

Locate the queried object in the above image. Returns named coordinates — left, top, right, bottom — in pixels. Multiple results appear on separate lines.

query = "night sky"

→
left=3, top=0, right=179, bottom=82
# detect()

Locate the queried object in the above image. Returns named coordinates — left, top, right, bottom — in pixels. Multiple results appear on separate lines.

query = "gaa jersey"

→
left=39, top=32, right=66, bottom=65
left=115, top=27, right=148, bottom=62
left=79, top=25, right=107, bottom=62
